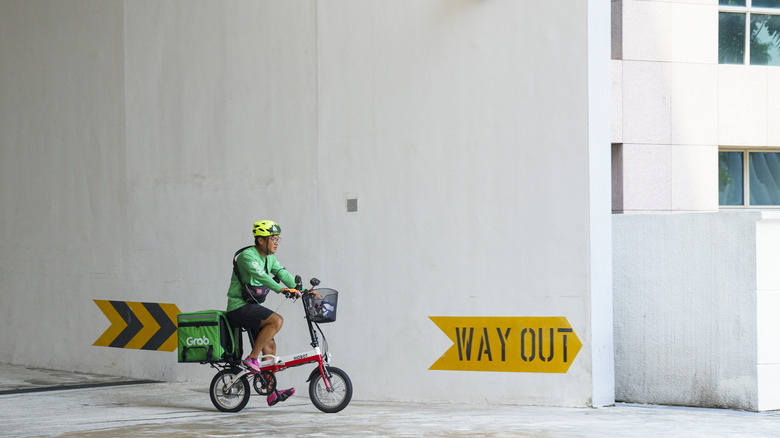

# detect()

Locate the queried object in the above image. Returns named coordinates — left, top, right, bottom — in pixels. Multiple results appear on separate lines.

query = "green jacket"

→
left=226, top=246, right=297, bottom=312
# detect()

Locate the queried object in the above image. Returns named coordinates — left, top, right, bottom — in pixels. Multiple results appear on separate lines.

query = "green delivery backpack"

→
left=177, top=310, right=241, bottom=363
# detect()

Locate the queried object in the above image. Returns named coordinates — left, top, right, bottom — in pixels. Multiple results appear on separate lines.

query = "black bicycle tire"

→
left=308, top=366, right=353, bottom=413
left=210, top=367, right=250, bottom=412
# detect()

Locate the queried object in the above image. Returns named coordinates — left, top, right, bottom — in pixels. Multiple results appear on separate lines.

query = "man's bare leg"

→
left=249, top=313, right=283, bottom=359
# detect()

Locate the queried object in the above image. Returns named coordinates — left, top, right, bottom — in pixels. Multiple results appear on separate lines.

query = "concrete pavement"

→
left=2, top=363, right=780, bottom=437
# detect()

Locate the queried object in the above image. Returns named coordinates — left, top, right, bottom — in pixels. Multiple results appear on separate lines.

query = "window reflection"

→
left=750, top=14, right=780, bottom=65
left=720, top=12, right=746, bottom=64
left=750, top=153, right=780, bottom=205
left=719, top=152, right=743, bottom=206
left=719, top=2, right=780, bottom=65
left=753, top=0, right=780, bottom=8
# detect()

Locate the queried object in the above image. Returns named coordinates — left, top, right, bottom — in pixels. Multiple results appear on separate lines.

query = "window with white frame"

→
left=719, top=150, right=780, bottom=206
left=719, top=0, right=780, bottom=65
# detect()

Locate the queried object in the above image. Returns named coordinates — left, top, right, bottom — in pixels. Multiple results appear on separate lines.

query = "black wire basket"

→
left=305, top=288, right=338, bottom=323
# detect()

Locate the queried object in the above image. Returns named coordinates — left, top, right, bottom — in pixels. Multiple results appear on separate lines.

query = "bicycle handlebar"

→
left=281, top=276, right=323, bottom=300
left=281, top=288, right=321, bottom=300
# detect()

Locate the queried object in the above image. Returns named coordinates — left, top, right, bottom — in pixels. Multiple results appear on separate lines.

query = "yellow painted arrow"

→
left=92, top=300, right=128, bottom=347
left=123, top=302, right=158, bottom=349
left=429, top=316, right=582, bottom=373
left=93, top=300, right=180, bottom=352
left=158, top=303, right=181, bottom=352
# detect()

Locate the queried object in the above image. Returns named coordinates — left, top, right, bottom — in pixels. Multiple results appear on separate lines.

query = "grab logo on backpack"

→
left=186, top=336, right=210, bottom=346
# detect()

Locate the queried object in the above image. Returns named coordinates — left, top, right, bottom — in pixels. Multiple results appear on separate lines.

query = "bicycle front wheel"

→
left=308, top=366, right=353, bottom=413
left=210, top=367, right=250, bottom=412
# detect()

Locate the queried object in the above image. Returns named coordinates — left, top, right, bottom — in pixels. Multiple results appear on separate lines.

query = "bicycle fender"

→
left=306, top=366, right=324, bottom=383
left=224, top=370, right=252, bottom=391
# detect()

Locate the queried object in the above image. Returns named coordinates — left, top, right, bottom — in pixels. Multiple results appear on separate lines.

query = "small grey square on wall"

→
left=347, top=198, right=358, bottom=212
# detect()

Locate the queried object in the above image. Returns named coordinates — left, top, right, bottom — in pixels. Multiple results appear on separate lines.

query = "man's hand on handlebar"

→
left=305, top=290, right=323, bottom=299
left=280, top=288, right=302, bottom=299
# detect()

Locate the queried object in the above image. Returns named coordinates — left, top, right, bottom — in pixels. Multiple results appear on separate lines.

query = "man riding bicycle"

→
left=226, top=220, right=301, bottom=406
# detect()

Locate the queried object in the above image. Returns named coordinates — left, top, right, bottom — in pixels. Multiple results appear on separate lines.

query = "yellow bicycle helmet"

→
left=252, top=220, right=281, bottom=238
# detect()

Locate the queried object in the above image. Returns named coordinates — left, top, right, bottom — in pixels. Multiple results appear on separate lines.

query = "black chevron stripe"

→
left=108, top=301, right=143, bottom=348
left=141, top=302, right=176, bottom=350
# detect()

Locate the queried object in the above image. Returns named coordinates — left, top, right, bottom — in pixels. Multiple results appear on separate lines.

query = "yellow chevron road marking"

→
left=158, top=303, right=181, bottom=352
left=93, top=300, right=181, bottom=352
left=92, top=300, right=127, bottom=347
left=124, top=302, right=158, bottom=349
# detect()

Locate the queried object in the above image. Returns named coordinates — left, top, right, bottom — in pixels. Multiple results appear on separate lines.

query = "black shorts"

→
left=227, top=303, right=275, bottom=343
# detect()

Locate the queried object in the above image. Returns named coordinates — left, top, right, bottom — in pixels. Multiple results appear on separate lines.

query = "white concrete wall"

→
left=0, top=0, right=612, bottom=407
left=615, top=211, right=780, bottom=411
left=0, top=0, right=130, bottom=372
left=613, top=212, right=760, bottom=410
left=590, top=0, right=617, bottom=408
left=756, top=213, right=780, bottom=410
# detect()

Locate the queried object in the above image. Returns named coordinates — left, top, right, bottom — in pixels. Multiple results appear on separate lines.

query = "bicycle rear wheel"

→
left=210, top=367, right=250, bottom=412
left=308, top=366, right=352, bottom=413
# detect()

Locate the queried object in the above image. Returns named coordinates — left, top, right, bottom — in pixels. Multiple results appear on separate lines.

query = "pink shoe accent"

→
left=267, top=387, right=295, bottom=406
left=242, top=357, right=261, bottom=372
